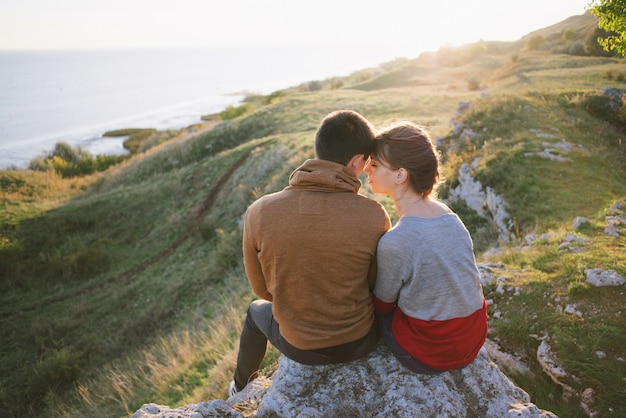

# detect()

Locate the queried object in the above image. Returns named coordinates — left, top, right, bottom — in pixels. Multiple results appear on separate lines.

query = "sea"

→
left=0, top=44, right=422, bottom=169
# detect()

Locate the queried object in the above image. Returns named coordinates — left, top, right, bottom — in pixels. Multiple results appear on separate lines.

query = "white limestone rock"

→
left=448, top=163, right=513, bottom=243
left=258, top=344, right=556, bottom=418
left=585, top=269, right=626, bottom=286
left=132, top=343, right=558, bottom=418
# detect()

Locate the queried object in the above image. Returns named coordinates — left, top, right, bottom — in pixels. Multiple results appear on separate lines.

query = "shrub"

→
left=219, top=103, right=254, bottom=121
left=329, top=79, right=344, bottom=90
left=43, top=238, right=113, bottom=281
left=561, top=29, right=577, bottom=42
left=95, top=154, right=128, bottom=171
left=467, top=77, right=480, bottom=91
left=28, top=155, right=54, bottom=171
left=306, top=80, right=323, bottom=91
left=584, top=26, right=618, bottom=57
left=28, top=142, right=127, bottom=177
left=266, top=90, right=285, bottom=104
left=51, top=142, right=91, bottom=165
left=566, top=43, right=586, bottom=56
left=120, top=129, right=157, bottom=153
left=28, top=347, right=81, bottom=406
left=526, top=35, right=545, bottom=51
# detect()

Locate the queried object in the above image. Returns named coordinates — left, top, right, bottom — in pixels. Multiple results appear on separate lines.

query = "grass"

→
left=1, top=33, right=625, bottom=417
left=102, top=128, right=157, bottom=153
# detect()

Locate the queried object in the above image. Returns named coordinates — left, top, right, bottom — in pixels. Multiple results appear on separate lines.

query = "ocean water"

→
left=0, top=44, right=421, bottom=169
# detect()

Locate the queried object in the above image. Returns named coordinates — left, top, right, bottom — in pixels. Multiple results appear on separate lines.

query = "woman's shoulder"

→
left=430, top=200, right=454, bottom=216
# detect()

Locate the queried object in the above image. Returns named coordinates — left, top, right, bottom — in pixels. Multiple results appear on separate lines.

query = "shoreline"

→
left=0, top=94, right=244, bottom=170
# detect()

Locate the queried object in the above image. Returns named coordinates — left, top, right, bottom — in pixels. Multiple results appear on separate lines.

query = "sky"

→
left=0, top=0, right=593, bottom=52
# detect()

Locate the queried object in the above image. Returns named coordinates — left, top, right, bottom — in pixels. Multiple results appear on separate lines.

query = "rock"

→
left=542, top=139, right=578, bottom=153
left=131, top=400, right=243, bottom=418
left=609, top=201, right=624, bottom=214
left=563, top=234, right=591, bottom=243
left=257, top=344, right=556, bottom=417
left=572, top=217, right=589, bottom=229
left=604, top=223, right=621, bottom=237
left=584, top=269, right=626, bottom=286
left=535, top=149, right=572, bottom=162
left=448, top=163, right=513, bottom=243
left=564, top=304, right=582, bottom=317
left=523, top=139, right=582, bottom=162
left=483, top=340, right=530, bottom=376
left=524, top=233, right=553, bottom=246
left=537, top=337, right=577, bottom=402
left=476, top=261, right=506, bottom=286
left=605, top=214, right=626, bottom=237
left=558, top=234, right=591, bottom=253
left=133, top=343, right=557, bottom=418
left=580, top=387, right=599, bottom=418
left=600, top=87, right=626, bottom=111
left=455, top=100, right=472, bottom=117
left=536, top=133, right=556, bottom=139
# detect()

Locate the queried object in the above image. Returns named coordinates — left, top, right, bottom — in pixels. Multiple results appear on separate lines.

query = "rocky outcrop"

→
left=132, top=343, right=557, bottom=418
left=447, top=161, right=514, bottom=243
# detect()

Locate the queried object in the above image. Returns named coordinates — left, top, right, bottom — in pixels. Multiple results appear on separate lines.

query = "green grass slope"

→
left=1, top=16, right=625, bottom=418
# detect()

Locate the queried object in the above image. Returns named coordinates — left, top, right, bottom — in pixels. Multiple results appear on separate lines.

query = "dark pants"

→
left=233, top=299, right=380, bottom=391
left=377, top=311, right=442, bottom=375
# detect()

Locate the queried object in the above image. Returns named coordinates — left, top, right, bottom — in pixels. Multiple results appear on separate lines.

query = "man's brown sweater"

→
left=242, top=159, right=391, bottom=350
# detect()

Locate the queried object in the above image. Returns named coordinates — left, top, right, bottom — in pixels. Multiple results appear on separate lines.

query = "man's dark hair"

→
left=314, top=110, right=376, bottom=165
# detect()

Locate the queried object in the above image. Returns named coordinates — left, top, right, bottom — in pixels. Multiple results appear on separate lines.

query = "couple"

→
left=229, top=110, right=488, bottom=396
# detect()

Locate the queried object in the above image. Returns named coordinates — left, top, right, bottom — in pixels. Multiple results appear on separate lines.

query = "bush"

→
left=120, top=129, right=157, bottom=153
left=219, top=103, right=254, bottom=120
left=306, top=80, right=323, bottom=91
left=566, top=43, right=586, bottom=56
left=584, top=26, right=618, bottom=57
left=51, top=142, right=91, bottom=165
left=28, top=141, right=127, bottom=178
left=467, top=77, right=481, bottom=91
left=28, top=155, right=54, bottom=172
left=43, top=238, right=113, bottom=281
left=27, top=347, right=81, bottom=410
left=526, top=35, right=545, bottom=51
left=561, top=29, right=577, bottom=42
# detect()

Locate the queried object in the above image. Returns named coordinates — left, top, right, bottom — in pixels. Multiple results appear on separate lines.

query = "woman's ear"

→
left=396, top=168, right=408, bottom=184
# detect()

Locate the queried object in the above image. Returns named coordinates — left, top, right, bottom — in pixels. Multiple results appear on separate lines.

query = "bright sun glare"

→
left=0, top=0, right=592, bottom=51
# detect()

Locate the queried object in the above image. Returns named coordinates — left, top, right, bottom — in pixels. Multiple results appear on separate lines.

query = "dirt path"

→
left=4, top=142, right=256, bottom=317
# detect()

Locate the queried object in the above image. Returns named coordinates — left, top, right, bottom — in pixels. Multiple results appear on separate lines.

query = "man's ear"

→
left=347, top=154, right=365, bottom=173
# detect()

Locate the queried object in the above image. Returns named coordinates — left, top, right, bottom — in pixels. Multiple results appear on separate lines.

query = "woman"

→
left=364, top=121, right=487, bottom=374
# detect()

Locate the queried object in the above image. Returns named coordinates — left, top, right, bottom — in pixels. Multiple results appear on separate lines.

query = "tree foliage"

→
left=589, top=0, right=626, bottom=56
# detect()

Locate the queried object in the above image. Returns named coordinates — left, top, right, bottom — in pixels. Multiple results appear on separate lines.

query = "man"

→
left=230, top=110, right=391, bottom=395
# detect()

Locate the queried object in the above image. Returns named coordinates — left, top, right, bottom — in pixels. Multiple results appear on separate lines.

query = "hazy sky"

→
left=0, top=0, right=593, bottom=51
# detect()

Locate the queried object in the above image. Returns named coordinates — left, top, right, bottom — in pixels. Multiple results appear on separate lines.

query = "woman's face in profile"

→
left=364, top=157, right=397, bottom=195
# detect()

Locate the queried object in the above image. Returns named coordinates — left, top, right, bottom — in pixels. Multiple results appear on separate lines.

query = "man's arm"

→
left=242, top=210, right=273, bottom=301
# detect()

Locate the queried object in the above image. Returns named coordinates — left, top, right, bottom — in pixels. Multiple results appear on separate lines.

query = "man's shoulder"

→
left=246, top=188, right=293, bottom=213
left=352, top=193, right=388, bottom=214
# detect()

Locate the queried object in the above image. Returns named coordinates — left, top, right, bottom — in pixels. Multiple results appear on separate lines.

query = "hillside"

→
left=1, top=11, right=625, bottom=418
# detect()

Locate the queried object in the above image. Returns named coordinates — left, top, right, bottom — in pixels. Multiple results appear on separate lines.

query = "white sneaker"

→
left=228, top=380, right=239, bottom=397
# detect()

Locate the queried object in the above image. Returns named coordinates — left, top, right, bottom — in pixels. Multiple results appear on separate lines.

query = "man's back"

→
left=243, top=159, right=390, bottom=350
